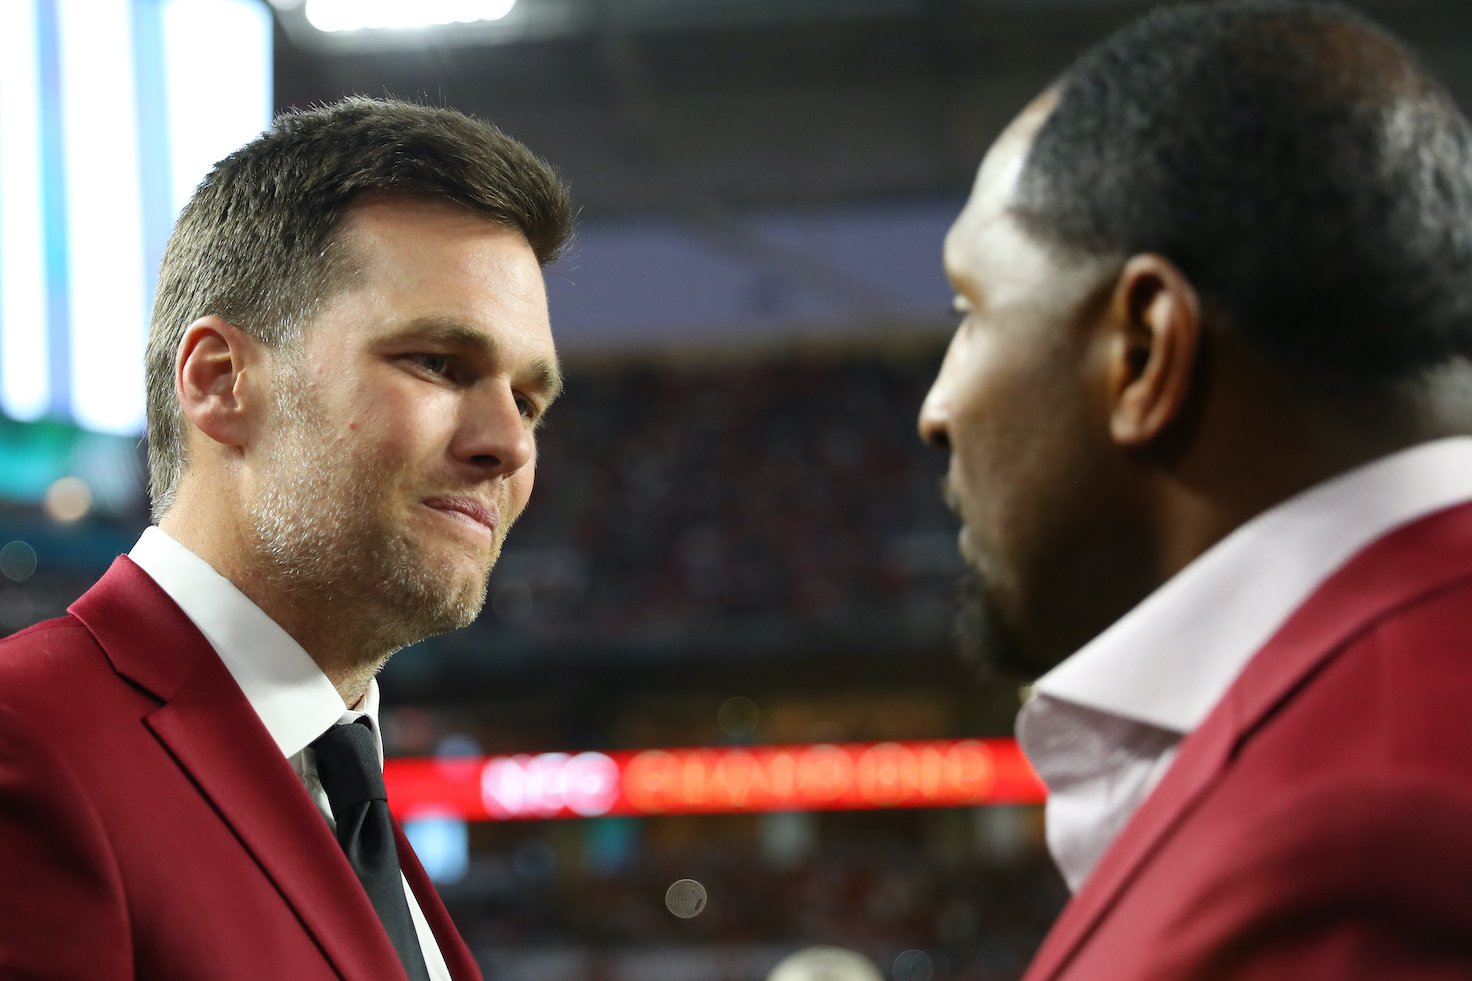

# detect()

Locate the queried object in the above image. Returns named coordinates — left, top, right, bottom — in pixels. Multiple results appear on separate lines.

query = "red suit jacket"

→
left=0, top=557, right=484, bottom=980
left=1023, top=500, right=1472, bottom=979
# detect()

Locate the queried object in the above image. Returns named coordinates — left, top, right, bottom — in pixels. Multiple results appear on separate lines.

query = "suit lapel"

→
left=1024, top=500, right=1472, bottom=980
left=70, top=558, right=411, bottom=980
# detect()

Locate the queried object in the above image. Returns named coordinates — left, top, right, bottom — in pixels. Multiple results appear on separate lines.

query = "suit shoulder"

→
left=1253, top=572, right=1472, bottom=765
left=1344, top=574, right=1472, bottom=750
left=0, top=612, right=98, bottom=660
left=1367, top=567, right=1472, bottom=654
left=0, top=614, right=109, bottom=710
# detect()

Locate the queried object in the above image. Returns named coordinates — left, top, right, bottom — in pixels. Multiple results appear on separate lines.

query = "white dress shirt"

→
left=1018, top=436, right=1472, bottom=892
left=129, top=527, right=452, bottom=980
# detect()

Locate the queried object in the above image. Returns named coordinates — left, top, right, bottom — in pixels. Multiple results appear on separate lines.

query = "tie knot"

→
left=312, top=718, right=385, bottom=813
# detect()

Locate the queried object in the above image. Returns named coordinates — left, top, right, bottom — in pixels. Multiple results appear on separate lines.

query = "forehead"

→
left=322, top=194, right=554, bottom=349
left=339, top=195, right=542, bottom=293
left=944, top=93, right=1057, bottom=288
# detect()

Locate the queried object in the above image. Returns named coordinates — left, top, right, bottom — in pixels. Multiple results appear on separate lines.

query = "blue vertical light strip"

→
left=57, top=0, right=148, bottom=435
left=4, top=0, right=273, bottom=438
left=160, top=0, right=274, bottom=216
left=0, top=0, right=51, bottom=422
left=133, top=0, right=173, bottom=345
left=35, top=0, right=71, bottom=422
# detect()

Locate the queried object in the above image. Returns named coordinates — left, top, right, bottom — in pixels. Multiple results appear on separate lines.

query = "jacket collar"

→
left=1023, top=500, right=1472, bottom=980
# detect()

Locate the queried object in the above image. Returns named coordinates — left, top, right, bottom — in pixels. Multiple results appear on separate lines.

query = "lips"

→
left=424, top=496, right=498, bottom=534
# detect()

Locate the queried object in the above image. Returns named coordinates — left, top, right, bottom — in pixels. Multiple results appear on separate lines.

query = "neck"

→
left=158, top=490, right=392, bottom=707
left=1148, top=359, right=1468, bottom=584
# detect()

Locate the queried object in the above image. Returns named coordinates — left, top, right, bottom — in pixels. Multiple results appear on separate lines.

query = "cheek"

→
left=367, top=398, right=448, bottom=461
left=952, top=377, right=1068, bottom=560
left=950, top=367, right=1024, bottom=501
left=506, top=466, right=536, bottom=519
left=348, top=420, right=410, bottom=468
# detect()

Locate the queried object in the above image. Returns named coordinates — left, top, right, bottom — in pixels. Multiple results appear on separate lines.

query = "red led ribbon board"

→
left=385, top=738, right=1045, bottom=822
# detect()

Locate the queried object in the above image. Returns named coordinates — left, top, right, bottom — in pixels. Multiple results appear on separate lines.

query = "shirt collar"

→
left=128, top=526, right=380, bottom=759
left=1032, top=436, right=1472, bottom=734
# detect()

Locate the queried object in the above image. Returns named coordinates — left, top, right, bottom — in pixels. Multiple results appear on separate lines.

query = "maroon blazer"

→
left=1023, top=500, right=1472, bottom=980
left=0, top=557, right=483, bottom=980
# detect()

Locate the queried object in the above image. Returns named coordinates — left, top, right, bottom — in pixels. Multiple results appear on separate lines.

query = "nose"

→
left=919, top=349, right=960, bottom=452
left=919, top=331, right=965, bottom=451
left=453, top=380, right=535, bottom=476
left=918, top=383, right=951, bottom=451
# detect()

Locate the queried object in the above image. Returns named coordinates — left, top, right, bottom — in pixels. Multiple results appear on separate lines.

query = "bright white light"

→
left=0, top=0, right=50, bottom=422
left=56, top=0, right=147, bottom=435
left=306, top=0, right=516, bottom=33
left=1, top=0, right=270, bottom=437
left=161, top=0, right=274, bottom=216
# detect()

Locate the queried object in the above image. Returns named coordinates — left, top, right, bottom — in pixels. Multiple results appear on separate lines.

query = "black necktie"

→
left=312, top=719, right=432, bottom=981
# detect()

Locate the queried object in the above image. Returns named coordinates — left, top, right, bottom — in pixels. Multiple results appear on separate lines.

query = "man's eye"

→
left=515, top=394, right=539, bottom=421
left=413, top=354, right=452, bottom=376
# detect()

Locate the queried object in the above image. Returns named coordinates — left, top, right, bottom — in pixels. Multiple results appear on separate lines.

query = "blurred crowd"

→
left=448, top=813, right=1065, bottom=981
left=488, top=341, right=961, bottom=651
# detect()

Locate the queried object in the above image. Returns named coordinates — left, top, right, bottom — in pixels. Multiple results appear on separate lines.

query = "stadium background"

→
left=0, top=1, right=1467, bottom=977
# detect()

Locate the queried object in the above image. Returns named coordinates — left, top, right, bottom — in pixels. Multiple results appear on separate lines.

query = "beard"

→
left=245, top=380, right=496, bottom=661
left=954, top=565, right=1049, bottom=682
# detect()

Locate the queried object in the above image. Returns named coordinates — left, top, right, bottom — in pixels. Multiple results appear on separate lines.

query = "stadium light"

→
left=0, top=0, right=271, bottom=438
left=304, top=0, right=517, bottom=33
left=0, top=0, right=48, bottom=423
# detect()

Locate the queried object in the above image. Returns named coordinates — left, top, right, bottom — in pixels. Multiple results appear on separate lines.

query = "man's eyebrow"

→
left=392, top=316, right=563, bottom=401
left=391, top=316, right=495, bottom=351
left=529, top=357, right=564, bottom=405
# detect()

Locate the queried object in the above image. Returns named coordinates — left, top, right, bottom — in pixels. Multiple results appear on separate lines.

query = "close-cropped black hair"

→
left=1012, top=1, right=1472, bottom=390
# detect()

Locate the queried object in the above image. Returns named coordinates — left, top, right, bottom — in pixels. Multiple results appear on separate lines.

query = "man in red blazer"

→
left=0, top=99, right=572, bottom=978
left=918, top=3, right=1472, bottom=978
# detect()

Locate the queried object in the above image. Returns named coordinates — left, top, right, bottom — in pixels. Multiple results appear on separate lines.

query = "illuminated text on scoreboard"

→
left=385, top=738, right=1046, bottom=822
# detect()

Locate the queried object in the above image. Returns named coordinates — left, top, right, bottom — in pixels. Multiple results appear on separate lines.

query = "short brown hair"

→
left=145, top=97, right=573, bottom=518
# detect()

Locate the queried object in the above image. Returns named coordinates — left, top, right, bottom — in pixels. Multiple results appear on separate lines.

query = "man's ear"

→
left=175, top=316, right=259, bottom=449
left=1107, top=254, right=1202, bottom=448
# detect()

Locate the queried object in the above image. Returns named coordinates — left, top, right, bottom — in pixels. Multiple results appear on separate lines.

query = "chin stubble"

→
left=954, top=565, right=1046, bottom=682
left=248, top=377, right=494, bottom=655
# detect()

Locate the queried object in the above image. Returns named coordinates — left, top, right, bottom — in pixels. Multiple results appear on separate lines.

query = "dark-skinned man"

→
left=920, top=3, right=1472, bottom=977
